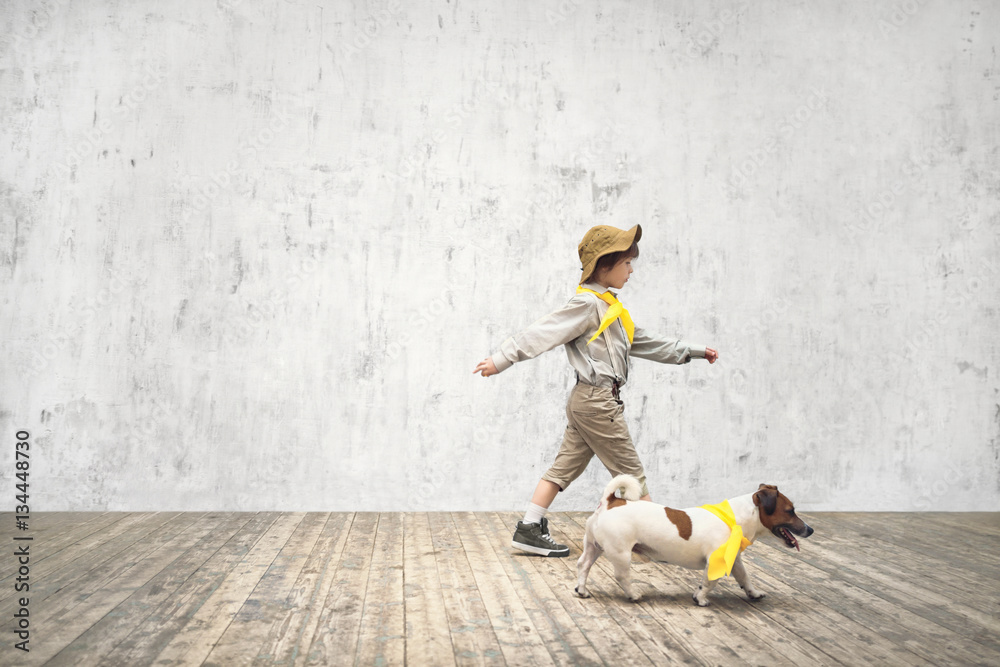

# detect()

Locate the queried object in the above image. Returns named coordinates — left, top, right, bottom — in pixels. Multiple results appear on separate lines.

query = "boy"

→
left=473, top=224, right=718, bottom=556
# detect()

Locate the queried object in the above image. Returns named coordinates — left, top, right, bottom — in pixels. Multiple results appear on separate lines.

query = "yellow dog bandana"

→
left=577, top=286, right=634, bottom=344
left=701, top=500, right=754, bottom=581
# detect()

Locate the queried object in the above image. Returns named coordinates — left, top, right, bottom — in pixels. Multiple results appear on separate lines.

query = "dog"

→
left=574, top=475, right=813, bottom=606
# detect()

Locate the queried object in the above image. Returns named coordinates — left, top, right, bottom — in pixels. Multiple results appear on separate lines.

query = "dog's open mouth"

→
left=774, top=526, right=800, bottom=551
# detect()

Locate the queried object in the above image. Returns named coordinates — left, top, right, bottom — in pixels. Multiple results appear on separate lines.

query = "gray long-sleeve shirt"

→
left=490, top=280, right=707, bottom=388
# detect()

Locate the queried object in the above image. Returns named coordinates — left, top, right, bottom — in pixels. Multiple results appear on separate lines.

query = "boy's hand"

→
left=474, top=357, right=499, bottom=377
left=705, top=348, right=719, bottom=364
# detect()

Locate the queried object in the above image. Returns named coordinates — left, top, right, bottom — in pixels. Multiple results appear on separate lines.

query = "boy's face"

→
left=601, top=256, right=634, bottom=289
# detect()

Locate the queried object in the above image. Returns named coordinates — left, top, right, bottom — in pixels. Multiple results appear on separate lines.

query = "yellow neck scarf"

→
left=700, top=500, right=754, bottom=581
left=577, top=286, right=634, bottom=344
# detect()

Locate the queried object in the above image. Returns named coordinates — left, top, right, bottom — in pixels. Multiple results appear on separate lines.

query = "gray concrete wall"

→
left=1, top=0, right=997, bottom=511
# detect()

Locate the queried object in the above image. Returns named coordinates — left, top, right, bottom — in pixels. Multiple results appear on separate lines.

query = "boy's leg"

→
left=538, top=386, right=600, bottom=497
left=530, top=479, right=561, bottom=508
left=521, top=479, right=560, bottom=525
left=588, top=431, right=650, bottom=500
left=512, top=445, right=589, bottom=556
left=537, top=423, right=594, bottom=503
left=568, top=390, right=650, bottom=499
left=512, top=390, right=594, bottom=557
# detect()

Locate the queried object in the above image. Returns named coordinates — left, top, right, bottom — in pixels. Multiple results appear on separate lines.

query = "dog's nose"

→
left=803, top=524, right=814, bottom=538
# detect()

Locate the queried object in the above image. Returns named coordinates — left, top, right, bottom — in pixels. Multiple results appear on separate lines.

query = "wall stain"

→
left=956, top=361, right=988, bottom=379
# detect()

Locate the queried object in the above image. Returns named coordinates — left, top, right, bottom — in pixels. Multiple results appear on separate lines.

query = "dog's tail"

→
left=602, top=475, right=642, bottom=506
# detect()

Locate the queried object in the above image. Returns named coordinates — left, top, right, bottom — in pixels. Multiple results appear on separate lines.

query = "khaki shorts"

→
left=542, top=382, right=649, bottom=497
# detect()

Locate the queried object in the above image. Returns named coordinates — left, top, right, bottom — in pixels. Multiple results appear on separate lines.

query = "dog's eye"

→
left=788, top=508, right=796, bottom=516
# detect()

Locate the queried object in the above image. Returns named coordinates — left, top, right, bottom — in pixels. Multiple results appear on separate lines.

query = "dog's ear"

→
left=754, top=484, right=778, bottom=516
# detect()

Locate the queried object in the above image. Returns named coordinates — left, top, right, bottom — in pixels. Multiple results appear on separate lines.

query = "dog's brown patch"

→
left=665, top=507, right=692, bottom=540
left=606, top=492, right=627, bottom=509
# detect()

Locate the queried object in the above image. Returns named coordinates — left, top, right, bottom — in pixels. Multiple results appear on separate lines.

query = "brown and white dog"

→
left=575, top=475, right=813, bottom=606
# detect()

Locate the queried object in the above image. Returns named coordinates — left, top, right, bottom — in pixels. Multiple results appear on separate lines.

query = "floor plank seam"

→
left=101, top=512, right=265, bottom=665
left=47, top=511, right=214, bottom=663
left=285, top=512, right=358, bottom=666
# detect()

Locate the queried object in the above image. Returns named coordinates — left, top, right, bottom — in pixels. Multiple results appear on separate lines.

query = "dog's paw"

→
left=627, top=594, right=642, bottom=603
left=746, top=590, right=766, bottom=601
left=574, top=586, right=591, bottom=599
left=692, top=589, right=710, bottom=607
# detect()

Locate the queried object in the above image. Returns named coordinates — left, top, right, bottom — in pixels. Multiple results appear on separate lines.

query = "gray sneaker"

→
left=511, top=517, right=570, bottom=557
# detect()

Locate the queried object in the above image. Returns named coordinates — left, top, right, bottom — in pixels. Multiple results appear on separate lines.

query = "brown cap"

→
left=578, top=224, right=642, bottom=284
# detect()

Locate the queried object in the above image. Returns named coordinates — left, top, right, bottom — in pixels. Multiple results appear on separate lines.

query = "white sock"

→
left=523, top=502, right=548, bottom=525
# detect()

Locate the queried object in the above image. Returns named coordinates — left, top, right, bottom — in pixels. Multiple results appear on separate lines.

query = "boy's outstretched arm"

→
left=630, top=325, right=718, bottom=365
left=473, top=294, right=594, bottom=378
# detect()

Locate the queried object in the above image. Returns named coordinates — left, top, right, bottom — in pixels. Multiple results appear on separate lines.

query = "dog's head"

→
left=753, top=484, right=814, bottom=551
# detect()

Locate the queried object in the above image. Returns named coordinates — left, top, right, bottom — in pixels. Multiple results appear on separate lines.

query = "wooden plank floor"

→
left=1, top=512, right=998, bottom=666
